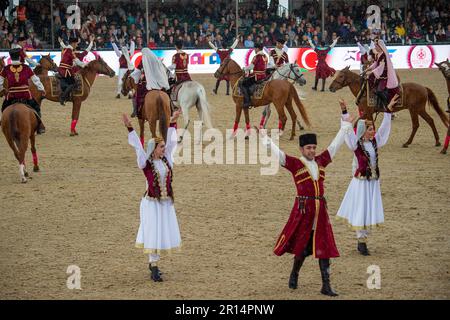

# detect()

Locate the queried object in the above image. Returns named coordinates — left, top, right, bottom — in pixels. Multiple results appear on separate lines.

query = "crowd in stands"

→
left=0, top=0, right=449, bottom=50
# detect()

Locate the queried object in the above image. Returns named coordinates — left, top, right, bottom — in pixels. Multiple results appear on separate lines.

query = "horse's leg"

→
left=274, top=102, right=287, bottom=137
left=418, top=110, right=441, bottom=146
left=260, top=104, right=270, bottom=129
left=30, top=132, right=39, bottom=172
left=195, top=102, right=203, bottom=145
left=139, top=118, right=145, bottom=146
left=231, top=103, right=243, bottom=138
left=178, top=107, right=190, bottom=144
left=403, top=110, right=420, bottom=148
left=285, top=98, right=297, bottom=140
left=18, top=131, right=29, bottom=183
left=441, top=125, right=450, bottom=154
left=243, top=107, right=251, bottom=138
left=70, top=99, right=81, bottom=136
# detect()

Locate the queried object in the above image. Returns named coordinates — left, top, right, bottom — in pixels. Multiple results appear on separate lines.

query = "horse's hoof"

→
left=21, top=179, right=27, bottom=184
left=435, top=142, right=441, bottom=147
left=24, top=171, right=29, bottom=178
left=289, top=136, right=294, bottom=141
left=440, top=149, right=447, bottom=154
left=245, top=136, right=249, bottom=140
left=70, top=131, right=78, bottom=136
left=33, top=166, right=40, bottom=172
left=299, top=126, right=304, bottom=131
left=402, top=144, right=409, bottom=148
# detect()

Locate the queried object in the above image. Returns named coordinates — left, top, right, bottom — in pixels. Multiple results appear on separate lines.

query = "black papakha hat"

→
left=9, top=48, right=21, bottom=60
left=299, top=133, right=317, bottom=147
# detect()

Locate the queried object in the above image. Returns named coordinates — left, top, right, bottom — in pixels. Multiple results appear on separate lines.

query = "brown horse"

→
left=33, top=54, right=58, bottom=75
left=1, top=103, right=40, bottom=183
left=434, top=59, right=450, bottom=154
left=214, top=57, right=310, bottom=140
left=30, top=57, right=115, bottom=136
left=329, top=66, right=449, bottom=147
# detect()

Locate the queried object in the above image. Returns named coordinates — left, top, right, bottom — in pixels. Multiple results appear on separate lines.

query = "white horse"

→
left=164, top=66, right=213, bottom=143
left=260, top=62, right=307, bottom=129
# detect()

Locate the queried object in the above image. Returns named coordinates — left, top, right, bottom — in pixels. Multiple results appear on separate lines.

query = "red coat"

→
left=58, top=47, right=77, bottom=77
left=217, top=49, right=233, bottom=80
left=273, top=151, right=339, bottom=259
left=315, top=47, right=335, bottom=79
left=0, top=63, right=34, bottom=100
left=250, top=53, right=268, bottom=81
left=72, top=51, right=88, bottom=74
left=270, top=49, right=289, bottom=67
left=172, top=51, right=191, bottom=82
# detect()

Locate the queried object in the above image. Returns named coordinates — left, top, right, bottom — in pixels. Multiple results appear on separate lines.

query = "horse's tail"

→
left=158, top=93, right=168, bottom=143
left=3, top=106, right=21, bottom=161
left=426, top=87, right=449, bottom=128
left=290, top=85, right=311, bottom=128
left=196, top=85, right=213, bottom=129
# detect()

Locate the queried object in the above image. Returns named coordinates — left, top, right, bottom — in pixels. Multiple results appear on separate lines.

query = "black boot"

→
left=37, top=120, right=46, bottom=134
left=130, top=98, right=137, bottom=118
left=149, top=264, right=163, bottom=282
left=375, top=90, right=388, bottom=112
left=226, top=80, right=230, bottom=95
left=319, top=259, right=338, bottom=297
left=60, top=84, right=74, bottom=106
left=357, top=241, right=370, bottom=256
left=312, top=78, right=318, bottom=91
left=213, top=79, right=220, bottom=94
left=321, top=79, right=326, bottom=92
left=242, top=87, right=251, bottom=109
left=288, top=254, right=306, bottom=289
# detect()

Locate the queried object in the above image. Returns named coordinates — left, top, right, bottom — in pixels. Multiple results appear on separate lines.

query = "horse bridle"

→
left=275, top=64, right=304, bottom=83
left=215, top=58, right=243, bottom=78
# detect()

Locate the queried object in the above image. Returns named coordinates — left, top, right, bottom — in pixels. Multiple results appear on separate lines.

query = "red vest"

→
left=270, top=49, right=288, bottom=67
left=172, top=51, right=191, bottom=82
left=0, top=63, right=34, bottom=100
left=273, top=151, right=339, bottom=259
left=250, top=53, right=267, bottom=81
left=58, top=47, right=77, bottom=77
left=217, top=48, right=233, bottom=62
left=353, top=139, right=380, bottom=180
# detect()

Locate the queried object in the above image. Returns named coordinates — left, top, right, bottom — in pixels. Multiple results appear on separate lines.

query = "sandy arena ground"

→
left=0, top=69, right=449, bottom=300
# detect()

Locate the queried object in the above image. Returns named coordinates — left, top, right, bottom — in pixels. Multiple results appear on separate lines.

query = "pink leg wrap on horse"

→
left=233, top=122, right=239, bottom=133
left=140, top=136, right=145, bottom=147
left=259, top=116, right=266, bottom=128
left=245, top=122, right=251, bottom=131
left=70, top=120, right=78, bottom=132
left=32, top=152, right=38, bottom=166
left=444, top=135, right=450, bottom=149
left=278, top=120, right=283, bottom=130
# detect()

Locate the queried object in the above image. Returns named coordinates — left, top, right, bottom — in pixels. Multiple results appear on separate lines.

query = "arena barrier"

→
left=1, top=44, right=449, bottom=74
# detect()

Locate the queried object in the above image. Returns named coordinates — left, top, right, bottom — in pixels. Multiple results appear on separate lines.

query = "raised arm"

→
left=208, top=41, right=218, bottom=51
left=260, top=130, right=286, bottom=166
left=123, top=114, right=147, bottom=169
left=31, top=74, right=45, bottom=92
left=230, top=38, right=239, bottom=49
left=374, top=95, right=397, bottom=147
left=327, top=101, right=354, bottom=159
left=330, top=36, right=339, bottom=48
left=129, top=40, right=135, bottom=56
left=130, top=68, right=142, bottom=84
left=307, top=37, right=315, bottom=50
left=112, top=42, right=121, bottom=57
left=164, top=111, right=181, bottom=167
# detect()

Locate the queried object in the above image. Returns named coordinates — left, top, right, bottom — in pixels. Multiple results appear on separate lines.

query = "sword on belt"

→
left=296, top=196, right=326, bottom=215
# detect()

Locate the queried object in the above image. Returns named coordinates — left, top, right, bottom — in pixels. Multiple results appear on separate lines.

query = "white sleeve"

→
left=31, top=75, right=45, bottom=91
left=129, top=40, right=135, bottom=56
left=128, top=129, right=148, bottom=169
left=267, top=56, right=275, bottom=68
left=208, top=41, right=218, bottom=51
left=244, top=63, right=254, bottom=72
left=167, top=63, right=176, bottom=71
left=262, top=134, right=286, bottom=166
left=112, top=42, right=121, bottom=57
left=330, top=39, right=338, bottom=48
left=26, top=57, right=37, bottom=67
left=59, top=39, right=68, bottom=49
left=230, top=38, right=239, bottom=49
left=327, top=115, right=354, bottom=159
left=74, top=58, right=86, bottom=67
left=164, top=127, right=178, bottom=167
left=344, top=120, right=359, bottom=151
left=282, top=44, right=289, bottom=53
left=357, top=42, right=366, bottom=54
left=86, top=41, right=93, bottom=52
left=307, top=38, right=315, bottom=49
left=0, top=75, right=4, bottom=90
left=130, top=68, right=141, bottom=84
left=374, top=112, right=392, bottom=148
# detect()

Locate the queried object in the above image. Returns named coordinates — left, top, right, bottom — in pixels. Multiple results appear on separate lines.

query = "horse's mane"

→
left=79, top=59, right=98, bottom=75
left=34, top=65, right=43, bottom=75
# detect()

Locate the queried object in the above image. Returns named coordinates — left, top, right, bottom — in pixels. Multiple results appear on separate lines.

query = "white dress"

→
left=128, top=127, right=182, bottom=254
left=336, top=113, right=392, bottom=230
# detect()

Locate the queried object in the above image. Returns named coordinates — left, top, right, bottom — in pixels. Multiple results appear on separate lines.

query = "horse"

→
left=1, top=103, right=41, bottom=183
left=434, top=59, right=450, bottom=154
left=214, top=57, right=310, bottom=140
left=260, top=62, right=307, bottom=130
left=162, top=65, right=213, bottom=143
left=33, top=54, right=58, bottom=76
left=329, top=66, right=449, bottom=148
left=30, top=57, right=115, bottom=136
left=142, top=90, right=172, bottom=143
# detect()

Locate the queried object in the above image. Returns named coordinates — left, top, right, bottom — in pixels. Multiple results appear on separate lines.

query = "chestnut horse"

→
left=121, top=71, right=171, bottom=143
left=435, top=59, right=450, bottom=154
left=1, top=103, right=41, bottom=183
left=329, top=66, right=449, bottom=147
left=214, top=58, right=310, bottom=140
left=33, top=54, right=58, bottom=75
left=30, top=57, right=115, bottom=136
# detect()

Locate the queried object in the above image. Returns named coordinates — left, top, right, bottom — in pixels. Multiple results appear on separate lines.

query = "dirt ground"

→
left=0, top=69, right=449, bottom=300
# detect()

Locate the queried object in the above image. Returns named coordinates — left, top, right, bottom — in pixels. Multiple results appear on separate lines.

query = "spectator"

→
left=244, top=34, right=254, bottom=48
left=425, top=26, right=437, bottom=43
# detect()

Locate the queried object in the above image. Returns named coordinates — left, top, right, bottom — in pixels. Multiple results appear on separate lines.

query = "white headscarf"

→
left=376, top=39, right=398, bottom=88
left=145, top=138, right=156, bottom=160
left=121, top=46, right=134, bottom=70
left=141, top=48, right=170, bottom=90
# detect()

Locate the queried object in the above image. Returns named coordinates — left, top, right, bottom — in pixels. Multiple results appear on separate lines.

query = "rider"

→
left=209, top=38, right=239, bottom=95
left=112, top=39, right=135, bottom=99
left=129, top=60, right=148, bottom=120
left=0, top=48, right=46, bottom=134
left=241, top=42, right=268, bottom=109
left=168, top=40, right=191, bottom=85
left=13, top=36, right=37, bottom=67
left=308, top=36, right=339, bottom=92
left=57, top=36, right=87, bottom=106
left=268, top=38, right=289, bottom=70
left=59, top=35, right=94, bottom=74
left=365, top=39, right=400, bottom=111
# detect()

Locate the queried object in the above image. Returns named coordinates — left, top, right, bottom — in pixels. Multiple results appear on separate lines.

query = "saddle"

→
left=52, top=74, right=84, bottom=99
left=357, top=79, right=403, bottom=112
left=233, top=76, right=270, bottom=100
left=169, top=80, right=191, bottom=102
